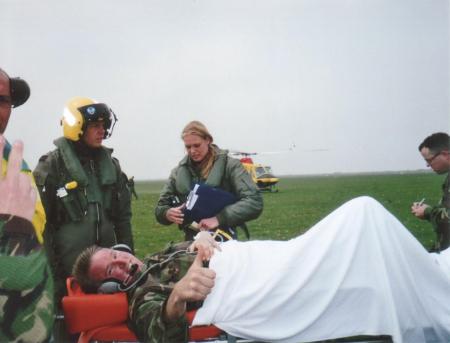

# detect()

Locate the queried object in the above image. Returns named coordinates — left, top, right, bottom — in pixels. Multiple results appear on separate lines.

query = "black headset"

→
left=10, top=77, right=30, bottom=108
left=0, top=68, right=30, bottom=108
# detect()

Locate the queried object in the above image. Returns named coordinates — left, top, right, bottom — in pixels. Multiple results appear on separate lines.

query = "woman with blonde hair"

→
left=155, top=120, right=263, bottom=240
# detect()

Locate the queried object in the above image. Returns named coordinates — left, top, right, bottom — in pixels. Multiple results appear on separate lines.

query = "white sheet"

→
left=193, top=196, right=450, bottom=343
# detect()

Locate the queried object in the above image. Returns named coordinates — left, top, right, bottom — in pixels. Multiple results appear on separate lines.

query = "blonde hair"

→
left=181, top=120, right=216, bottom=179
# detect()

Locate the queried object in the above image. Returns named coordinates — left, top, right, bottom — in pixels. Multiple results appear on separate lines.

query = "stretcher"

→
left=62, top=277, right=252, bottom=343
left=62, top=277, right=391, bottom=343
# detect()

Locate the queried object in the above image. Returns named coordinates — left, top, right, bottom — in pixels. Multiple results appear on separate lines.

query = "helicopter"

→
left=230, top=145, right=329, bottom=192
left=229, top=151, right=281, bottom=192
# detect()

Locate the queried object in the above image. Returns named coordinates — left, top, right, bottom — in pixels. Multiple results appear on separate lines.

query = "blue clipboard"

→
left=184, top=183, right=236, bottom=222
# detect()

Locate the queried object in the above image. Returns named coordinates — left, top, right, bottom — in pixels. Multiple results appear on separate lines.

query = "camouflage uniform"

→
left=155, top=145, right=263, bottom=240
left=128, top=241, right=197, bottom=343
left=425, top=172, right=450, bottom=250
left=0, top=140, right=54, bottom=342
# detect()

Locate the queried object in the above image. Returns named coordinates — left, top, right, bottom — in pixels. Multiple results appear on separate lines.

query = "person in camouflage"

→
left=73, top=231, right=218, bottom=343
left=0, top=139, right=54, bottom=343
left=411, top=132, right=450, bottom=251
left=73, top=198, right=450, bottom=343
left=0, top=68, right=53, bottom=343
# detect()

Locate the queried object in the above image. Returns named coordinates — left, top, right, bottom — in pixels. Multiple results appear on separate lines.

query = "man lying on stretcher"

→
left=73, top=231, right=218, bottom=342
left=73, top=197, right=450, bottom=343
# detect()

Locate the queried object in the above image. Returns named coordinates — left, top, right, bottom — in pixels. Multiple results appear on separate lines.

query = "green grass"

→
left=130, top=172, right=443, bottom=259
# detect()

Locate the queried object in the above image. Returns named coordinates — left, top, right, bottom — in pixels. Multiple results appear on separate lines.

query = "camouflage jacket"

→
left=155, top=145, right=263, bottom=240
left=424, top=172, right=450, bottom=250
left=128, top=241, right=196, bottom=343
left=0, top=140, right=54, bottom=342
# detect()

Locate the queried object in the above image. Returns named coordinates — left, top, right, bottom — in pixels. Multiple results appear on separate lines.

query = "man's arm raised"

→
left=163, top=246, right=216, bottom=322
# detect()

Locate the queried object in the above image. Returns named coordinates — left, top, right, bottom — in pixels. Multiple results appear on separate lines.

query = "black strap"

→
left=238, top=223, right=250, bottom=240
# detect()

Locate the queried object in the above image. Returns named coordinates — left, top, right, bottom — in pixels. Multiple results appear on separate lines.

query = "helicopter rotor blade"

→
left=229, top=144, right=329, bottom=157
left=229, top=150, right=258, bottom=156
left=301, top=148, right=330, bottom=152
left=259, top=145, right=330, bottom=154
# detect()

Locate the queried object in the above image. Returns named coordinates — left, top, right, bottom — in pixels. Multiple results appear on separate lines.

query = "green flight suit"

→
left=128, top=241, right=194, bottom=343
left=424, top=172, right=450, bottom=250
left=155, top=145, right=263, bottom=240
left=1, top=139, right=54, bottom=343
left=33, top=137, right=133, bottom=300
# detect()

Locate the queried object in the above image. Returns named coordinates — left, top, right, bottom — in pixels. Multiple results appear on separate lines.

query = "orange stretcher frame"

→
left=62, top=278, right=391, bottom=343
left=62, top=277, right=226, bottom=343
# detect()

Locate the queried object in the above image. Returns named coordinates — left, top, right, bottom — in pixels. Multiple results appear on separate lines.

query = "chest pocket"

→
left=58, top=188, right=86, bottom=222
left=56, top=160, right=106, bottom=223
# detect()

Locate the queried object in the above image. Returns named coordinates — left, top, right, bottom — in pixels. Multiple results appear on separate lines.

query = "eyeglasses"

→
left=425, top=152, right=441, bottom=166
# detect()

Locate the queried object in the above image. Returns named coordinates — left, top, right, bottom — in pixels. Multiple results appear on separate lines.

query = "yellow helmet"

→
left=61, top=96, right=117, bottom=141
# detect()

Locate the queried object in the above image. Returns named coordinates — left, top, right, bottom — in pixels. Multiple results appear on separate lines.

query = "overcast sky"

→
left=1, top=0, right=448, bottom=180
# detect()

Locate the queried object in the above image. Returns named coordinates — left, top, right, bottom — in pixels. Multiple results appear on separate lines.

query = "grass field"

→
left=131, top=172, right=443, bottom=258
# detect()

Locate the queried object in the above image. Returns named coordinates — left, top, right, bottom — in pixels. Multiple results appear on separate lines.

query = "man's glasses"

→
left=425, top=152, right=441, bottom=166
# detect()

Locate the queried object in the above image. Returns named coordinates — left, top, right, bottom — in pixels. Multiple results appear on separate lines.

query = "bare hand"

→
left=0, top=136, right=36, bottom=221
left=411, top=202, right=429, bottom=219
left=174, top=247, right=215, bottom=301
left=198, top=216, right=219, bottom=230
left=166, top=203, right=185, bottom=224
left=164, top=247, right=216, bottom=322
left=188, top=231, right=221, bottom=260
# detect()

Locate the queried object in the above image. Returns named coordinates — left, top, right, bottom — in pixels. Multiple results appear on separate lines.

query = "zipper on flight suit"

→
left=90, top=159, right=101, bottom=244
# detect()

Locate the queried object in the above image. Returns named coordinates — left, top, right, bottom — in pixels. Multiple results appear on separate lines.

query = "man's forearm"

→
left=129, top=291, right=188, bottom=342
left=163, top=289, right=187, bottom=323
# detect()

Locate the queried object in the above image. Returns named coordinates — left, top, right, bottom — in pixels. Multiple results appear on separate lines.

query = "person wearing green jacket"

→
left=0, top=68, right=54, bottom=343
left=411, top=132, right=450, bottom=251
left=33, top=97, right=133, bottom=339
left=155, top=120, right=263, bottom=241
left=73, top=231, right=218, bottom=343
